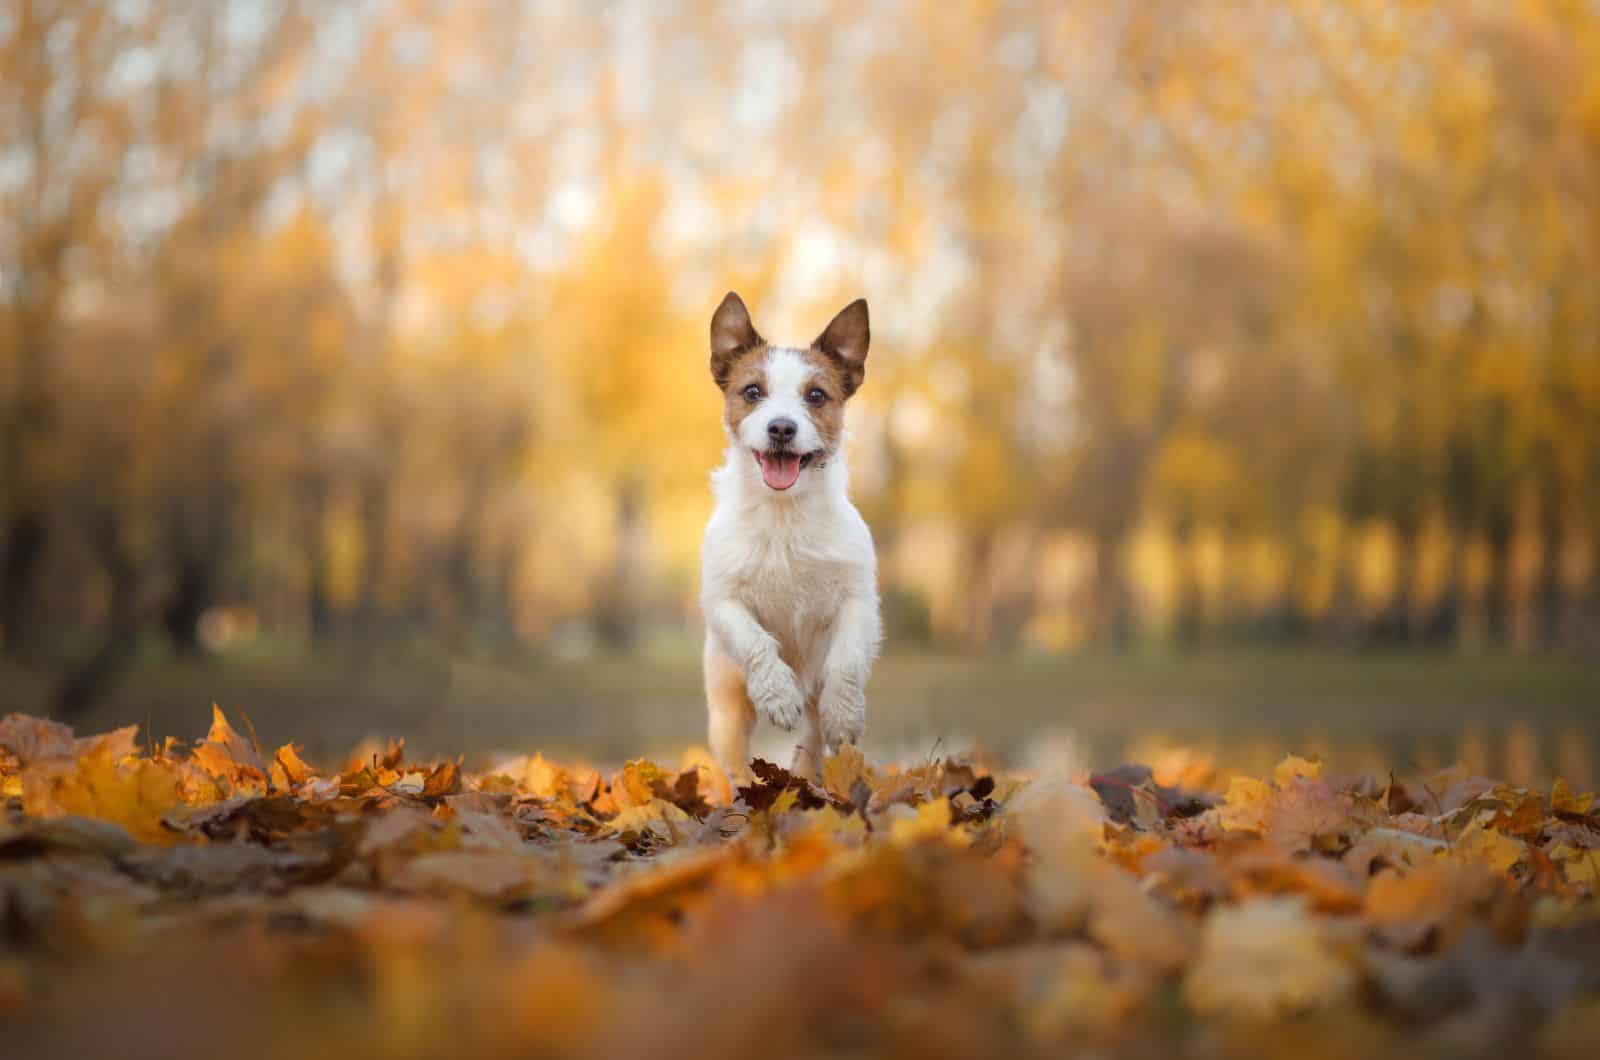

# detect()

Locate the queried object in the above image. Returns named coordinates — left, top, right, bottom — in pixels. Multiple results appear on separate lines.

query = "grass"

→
left=4, top=646, right=1596, bottom=782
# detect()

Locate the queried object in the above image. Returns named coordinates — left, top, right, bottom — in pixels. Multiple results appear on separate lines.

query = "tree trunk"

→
left=0, top=509, right=48, bottom=658
left=1172, top=516, right=1202, bottom=648
left=1483, top=510, right=1514, bottom=650
left=1535, top=485, right=1565, bottom=652
left=54, top=525, right=141, bottom=724
left=961, top=529, right=996, bottom=651
left=354, top=472, right=391, bottom=637
left=594, top=479, right=645, bottom=652
left=1385, top=518, right=1420, bottom=646
left=163, top=553, right=211, bottom=654
left=1427, top=529, right=1466, bottom=648
left=1092, top=527, right=1131, bottom=652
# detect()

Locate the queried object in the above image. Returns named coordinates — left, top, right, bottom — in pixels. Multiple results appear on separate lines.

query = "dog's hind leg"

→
left=704, top=638, right=756, bottom=785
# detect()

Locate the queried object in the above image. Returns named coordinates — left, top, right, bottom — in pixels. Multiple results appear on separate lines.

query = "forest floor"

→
left=2, top=706, right=1598, bottom=1059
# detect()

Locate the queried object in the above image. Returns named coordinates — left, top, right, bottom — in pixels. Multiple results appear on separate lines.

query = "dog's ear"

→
left=812, top=298, right=870, bottom=396
left=710, top=291, right=762, bottom=390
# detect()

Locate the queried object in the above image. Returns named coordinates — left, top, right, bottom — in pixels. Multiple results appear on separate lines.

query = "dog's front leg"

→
left=818, top=594, right=880, bottom=750
left=705, top=599, right=804, bottom=731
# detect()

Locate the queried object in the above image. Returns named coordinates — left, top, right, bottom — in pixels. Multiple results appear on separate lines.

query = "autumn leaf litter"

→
left=2, top=709, right=1598, bottom=1059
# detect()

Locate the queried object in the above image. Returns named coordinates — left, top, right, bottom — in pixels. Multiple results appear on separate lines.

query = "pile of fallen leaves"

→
left=2, top=709, right=1598, bottom=1060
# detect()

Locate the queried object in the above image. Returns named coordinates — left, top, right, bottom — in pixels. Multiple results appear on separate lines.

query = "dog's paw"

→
left=819, top=683, right=865, bottom=750
left=748, top=657, right=805, bottom=731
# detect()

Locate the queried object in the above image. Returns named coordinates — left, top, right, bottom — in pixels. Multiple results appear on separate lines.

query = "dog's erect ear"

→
left=813, top=298, right=870, bottom=395
left=710, top=291, right=762, bottom=389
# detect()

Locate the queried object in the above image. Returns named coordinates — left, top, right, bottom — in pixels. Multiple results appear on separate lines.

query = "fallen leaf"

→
left=22, top=745, right=184, bottom=845
left=190, top=705, right=267, bottom=790
left=1182, top=898, right=1357, bottom=1017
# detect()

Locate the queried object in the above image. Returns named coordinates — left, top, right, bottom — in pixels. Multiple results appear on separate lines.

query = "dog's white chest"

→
left=726, top=529, right=852, bottom=649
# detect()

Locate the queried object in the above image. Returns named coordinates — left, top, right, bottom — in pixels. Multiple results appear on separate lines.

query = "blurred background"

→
left=2, top=1, right=1597, bottom=778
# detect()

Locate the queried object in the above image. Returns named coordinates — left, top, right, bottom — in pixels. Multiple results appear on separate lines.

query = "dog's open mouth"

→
left=753, top=449, right=818, bottom=491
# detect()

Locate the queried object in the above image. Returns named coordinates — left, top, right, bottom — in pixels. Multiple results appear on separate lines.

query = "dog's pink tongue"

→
left=759, top=451, right=802, bottom=490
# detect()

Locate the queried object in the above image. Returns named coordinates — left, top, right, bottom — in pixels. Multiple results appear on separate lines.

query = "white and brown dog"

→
left=700, top=292, right=882, bottom=783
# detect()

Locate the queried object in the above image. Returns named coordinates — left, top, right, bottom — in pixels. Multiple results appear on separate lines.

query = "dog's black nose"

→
left=767, top=418, right=797, bottom=444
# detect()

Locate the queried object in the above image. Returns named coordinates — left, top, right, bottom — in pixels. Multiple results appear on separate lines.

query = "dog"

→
left=700, top=292, right=882, bottom=783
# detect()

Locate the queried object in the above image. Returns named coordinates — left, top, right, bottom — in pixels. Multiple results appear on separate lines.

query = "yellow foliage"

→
left=22, top=746, right=183, bottom=845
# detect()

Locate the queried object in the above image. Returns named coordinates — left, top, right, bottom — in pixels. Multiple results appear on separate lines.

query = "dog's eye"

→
left=805, top=387, right=828, bottom=406
left=741, top=384, right=763, bottom=403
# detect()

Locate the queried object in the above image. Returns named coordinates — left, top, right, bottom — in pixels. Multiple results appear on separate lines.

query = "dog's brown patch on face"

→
left=720, top=345, right=769, bottom=438
left=799, top=347, right=852, bottom=452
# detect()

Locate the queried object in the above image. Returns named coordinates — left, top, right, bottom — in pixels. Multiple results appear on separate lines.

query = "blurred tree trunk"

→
left=1327, top=529, right=1364, bottom=646
left=1427, top=530, right=1465, bottom=648
left=164, top=553, right=212, bottom=655
left=960, top=529, right=996, bottom=651
left=1091, top=527, right=1132, bottom=652
left=1534, top=484, right=1566, bottom=653
left=1, top=328, right=54, bottom=659
left=594, top=478, right=645, bottom=651
left=1387, top=517, right=1421, bottom=645
left=0, top=510, right=47, bottom=657
left=54, top=519, right=140, bottom=723
left=1172, top=515, right=1202, bottom=647
left=1482, top=507, right=1515, bottom=650
left=353, top=472, right=392, bottom=638
left=303, top=482, right=336, bottom=642
left=444, top=466, right=494, bottom=649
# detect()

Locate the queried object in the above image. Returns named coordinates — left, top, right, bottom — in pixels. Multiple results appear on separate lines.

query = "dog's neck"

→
left=711, top=443, right=851, bottom=516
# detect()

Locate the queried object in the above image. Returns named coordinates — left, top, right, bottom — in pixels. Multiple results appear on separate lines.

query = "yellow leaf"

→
left=23, top=745, right=183, bottom=845
left=271, top=743, right=314, bottom=790
left=1549, top=845, right=1600, bottom=886
left=822, top=744, right=876, bottom=803
left=888, top=798, right=967, bottom=847
left=1452, top=821, right=1525, bottom=873
left=1218, top=775, right=1273, bottom=832
left=1182, top=898, right=1356, bottom=1017
left=1551, top=778, right=1595, bottom=816
left=610, top=759, right=671, bottom=810
left=191, top=704, right=267, bottom=790
left=1274, top=755, right=1323, bottom=787
left=608, top=799, right=691, bottom=839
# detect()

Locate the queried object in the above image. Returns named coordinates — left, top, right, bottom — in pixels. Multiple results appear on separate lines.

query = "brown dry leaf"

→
left=390, top=850, right=550, bottom=900
left=1222, top=843, right=1365, bottom=913
left=1084, top=869, right=1194, bottom=972
left=0, top=713, right=80, bottom=763
left=606, top=759, right=673, bottom=812
left=1452, top=819, right=1527, bottom=873
left=823, top=744, right=877, bottom=804
left=1182, top=898, right=1357, bottom=1017
left=1217, top=775, right=1273, bottom=833
left=1364, top=860, right=1507, bottom=950
left=1426, top=766, right=1497, bottom=814
left=1262, top=779, right=1365, bottom=854
left=1551, top=778, right=1596, bottom=816
left=606, top=799, right=693, bottom=845
left=1273, top=754, right=1323, bottom=787
left=1344, top=826, right=1448, bottom=878
left=566, top=845, right=730, bottom=940
left=421, top=759, right=462, bottom=799
left=190, top=705, right=267, bottom=790
left=271, top=743, right=314, bottom=789
left=1548, top=845, right=1599, bottom=886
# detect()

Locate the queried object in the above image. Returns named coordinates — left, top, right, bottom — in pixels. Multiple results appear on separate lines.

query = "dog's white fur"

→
left=700, top=306, right=882, bottom=783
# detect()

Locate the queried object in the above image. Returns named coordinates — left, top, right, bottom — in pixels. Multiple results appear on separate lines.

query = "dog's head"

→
left=709, top=292, right=869, bottom=492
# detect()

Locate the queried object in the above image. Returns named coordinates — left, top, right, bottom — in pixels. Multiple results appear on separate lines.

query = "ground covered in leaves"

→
left=2, top=709, right=1599, bottom=1060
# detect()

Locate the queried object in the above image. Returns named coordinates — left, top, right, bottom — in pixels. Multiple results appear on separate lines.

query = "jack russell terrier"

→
left=700, top=292, right=882, bottom=783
